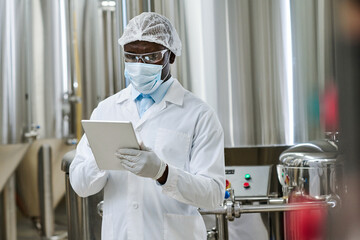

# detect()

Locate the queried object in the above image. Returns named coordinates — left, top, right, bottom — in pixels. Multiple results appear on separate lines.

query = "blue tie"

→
left=138, top=94, right=155, bottom=118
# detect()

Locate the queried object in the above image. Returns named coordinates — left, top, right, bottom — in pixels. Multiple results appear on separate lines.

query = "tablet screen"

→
left=81, top=120, right=140, bottom=170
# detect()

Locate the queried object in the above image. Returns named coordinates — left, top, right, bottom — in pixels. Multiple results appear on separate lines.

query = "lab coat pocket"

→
left=155, top=128, right=191, bottom=169
left=164, top=214, right=207, bottom=240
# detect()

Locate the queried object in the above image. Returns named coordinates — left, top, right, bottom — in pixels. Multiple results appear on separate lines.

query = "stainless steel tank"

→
left=277, top=139, right=341, bottom=240
left=0, top=1, right=33, bottom=238
left=0, top=0, right=29, bottom=144
left=277, top=139, right=341, bottom=200
left=178, top=0, right=335, bottom=147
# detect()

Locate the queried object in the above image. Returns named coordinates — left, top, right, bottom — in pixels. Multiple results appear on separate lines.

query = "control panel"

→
left=225, top=165, right=272, bottom=199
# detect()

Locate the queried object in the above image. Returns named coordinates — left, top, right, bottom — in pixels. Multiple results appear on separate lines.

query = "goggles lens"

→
left=124, top=49, right=168, bottom=64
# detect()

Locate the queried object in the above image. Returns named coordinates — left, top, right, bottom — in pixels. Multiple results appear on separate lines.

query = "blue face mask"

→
left=125, top=61, right=169, bottom=94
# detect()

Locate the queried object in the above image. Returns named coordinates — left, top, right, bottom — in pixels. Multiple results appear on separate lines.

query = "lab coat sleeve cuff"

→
left=160, top=164, right=179, bottom=194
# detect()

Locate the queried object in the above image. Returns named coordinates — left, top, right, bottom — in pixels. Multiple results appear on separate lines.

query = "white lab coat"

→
left=70, top=78, right=225, bottom=240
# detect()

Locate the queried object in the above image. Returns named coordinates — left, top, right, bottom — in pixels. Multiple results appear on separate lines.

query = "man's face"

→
left=124, top=41, right=175, bottom=81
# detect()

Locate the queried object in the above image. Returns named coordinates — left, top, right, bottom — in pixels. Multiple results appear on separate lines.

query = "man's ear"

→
left=169, top=52, right=176, bottom=64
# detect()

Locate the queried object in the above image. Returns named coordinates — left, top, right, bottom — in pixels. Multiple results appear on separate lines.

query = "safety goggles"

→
left=123, top=49, right=169, bottom=64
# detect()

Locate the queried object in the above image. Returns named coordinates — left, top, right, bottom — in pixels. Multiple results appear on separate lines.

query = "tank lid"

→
left=279, top=140, right=339, bottom=167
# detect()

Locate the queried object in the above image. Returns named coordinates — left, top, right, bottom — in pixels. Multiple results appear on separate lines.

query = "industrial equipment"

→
left=199, top=138, right=341, bottom=240
left=277, top=138, right=342, bottom=240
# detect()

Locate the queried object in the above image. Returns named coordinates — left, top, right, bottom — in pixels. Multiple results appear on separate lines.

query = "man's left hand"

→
left=115, top=148, right=167, bottom=180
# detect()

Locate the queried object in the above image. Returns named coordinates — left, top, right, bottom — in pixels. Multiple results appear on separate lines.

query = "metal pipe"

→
left=199, top=201, right=334, bottom=215
left=106, top=9, right=115, bottom=95
left=81, top=197, right=90, bottom=240
left=121, top=0, right=128, bottom=29
left=62, top=150, right=103, bottom=240
left=215, top=213, right=228, bottom=240
left=38, top=144, right=55, bottom=238
left=115, top=0, right=125, bottom=90
left=24, top=0, right=33, bottom=135
left=3, top=174, right=16, bottom=240
left=240, top=201, right=331, bottom=213
left=63, top=150, right=80, bottom=240
left=64, top=172, right=74, bottom=239
left=64, top=167, right=91, bottom=240
left=63, top=0, right=76, bottom=140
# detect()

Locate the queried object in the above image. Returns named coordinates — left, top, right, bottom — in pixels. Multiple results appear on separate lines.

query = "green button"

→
left=245, top=174, right=251, bottom=180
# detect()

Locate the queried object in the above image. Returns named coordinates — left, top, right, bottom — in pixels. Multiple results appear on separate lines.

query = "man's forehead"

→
left=124, top=41, right=166, bottom=53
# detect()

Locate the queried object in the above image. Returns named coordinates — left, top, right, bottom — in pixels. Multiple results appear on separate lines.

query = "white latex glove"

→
left=115, top=148, right=167, bottom=180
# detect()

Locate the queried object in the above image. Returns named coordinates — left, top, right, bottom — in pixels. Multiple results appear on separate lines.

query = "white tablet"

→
left=81, top=120, right=140, bottom=170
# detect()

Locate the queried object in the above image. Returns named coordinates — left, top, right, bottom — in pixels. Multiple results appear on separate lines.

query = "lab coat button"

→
left=132, top=203, right=139, bottom=209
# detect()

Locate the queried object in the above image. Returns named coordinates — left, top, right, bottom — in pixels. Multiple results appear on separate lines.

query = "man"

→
left=70, top=12, right=225, bottom=240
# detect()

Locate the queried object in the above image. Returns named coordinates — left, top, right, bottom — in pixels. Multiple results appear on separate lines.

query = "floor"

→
left=17, top=197, right=68, bottom=240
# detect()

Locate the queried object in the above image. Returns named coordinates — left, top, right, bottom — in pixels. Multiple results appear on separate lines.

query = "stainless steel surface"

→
left=199, top=200, right=335, bottom=215
left=152, top=0, right=186, bottom=85
left=74, top=0, right=128, bottom=119
left=269, top=198, right=285, bottom=205
left=239, top=201, right=334, bottom=213
left=97, top=201, right=103, bottom=217
left=277, top=139, right=341, bottom=239
left=2, top=0, right=335, bottom=146
left=0, top=0, right=28, bottom=144
left=179, top=0, right=335, bottom=147
left=62, top=150, right=103, bottom=240
left=207, top=228, right=217, bottom=240
left=3, top=175, right=17, bottom=240
left=233, top=202, right=240, bottom=218
left=202, top=196, right=334, bottom=240
left=38, top=145, right=55, bottom=238
left=24, top=0, right=34, bottom=139
left=61, top=150, right=76, bottom=173
left=279, top=140, right=338, bottom=167
left=215, top=213, right=228, bottom=240
left=226, top=201, right=234, bottom=221
left=39, top=0, right=74, bottom=139
left=277, top=140, right=341, bottom=199
left=0, top=0, right=75, bottom=140
left=1, top=0, right=118, bottom=141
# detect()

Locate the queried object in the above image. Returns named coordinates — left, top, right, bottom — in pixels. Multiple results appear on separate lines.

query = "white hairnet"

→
left=118, top=12, right=182, bottom=56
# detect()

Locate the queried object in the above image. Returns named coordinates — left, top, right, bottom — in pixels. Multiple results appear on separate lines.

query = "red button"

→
left=243, top=182, right=250, bottom=188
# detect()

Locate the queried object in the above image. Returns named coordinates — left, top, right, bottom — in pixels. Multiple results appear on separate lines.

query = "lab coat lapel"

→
left=132, top=79, right=185, bottom=130
left=116, top=86, right=163, bottom=130
left=134, top=101, right=166, bottom=130
left=123, top=99, right=140, bottom=124
left=116, top=85, right=140, bottom=124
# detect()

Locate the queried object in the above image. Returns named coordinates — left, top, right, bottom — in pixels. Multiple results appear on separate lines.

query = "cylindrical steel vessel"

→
left=0, top=0, right=29, bottom=144
left=277, top=139, right=341, bottom=199
left=179, top=0, right=335, bottom=147
left=277, top=139, right=341, bottom=240
left=1, top=0, right=75, bottom=141
left=0, top=1, right=31, bottom=238
left=62, top=150, right=103, bottom=240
